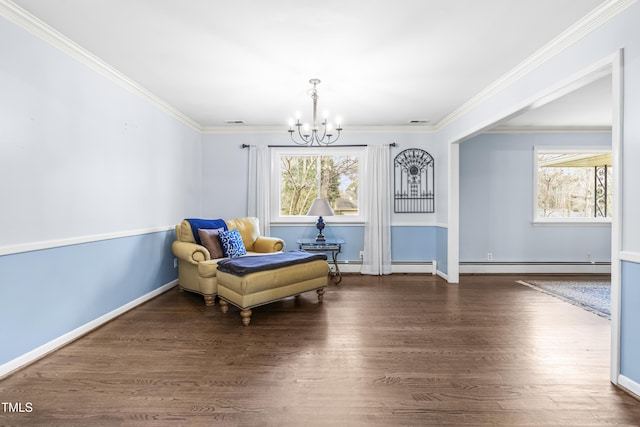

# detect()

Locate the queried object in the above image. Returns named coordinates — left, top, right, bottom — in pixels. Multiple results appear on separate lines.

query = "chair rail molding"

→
left=0, top=226, right=175, bottom=257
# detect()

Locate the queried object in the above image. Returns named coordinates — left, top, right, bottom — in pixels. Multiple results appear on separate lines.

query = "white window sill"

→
left=270, top=218, right=365, bottom=226
left=532, top=219, right=612, bottom=227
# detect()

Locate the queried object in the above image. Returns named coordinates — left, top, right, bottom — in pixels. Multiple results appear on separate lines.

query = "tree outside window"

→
left=279, top=154, right=359, bottom=216
left=536, top=149, right=612, bottom=220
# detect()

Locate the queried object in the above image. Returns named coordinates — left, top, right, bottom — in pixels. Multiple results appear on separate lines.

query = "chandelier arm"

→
left=290, top=132, right=308, bottom=145
left=290, top=125, right=313, bottom=145
left=318, top=129, right=341, bottom=145
left=315, top=123, right=328, bottom=145
left=319, top=120, right=343, bottom=145
left=329, top=130, right=341, bottom=144
left=298, top=125, right=313, bottom=144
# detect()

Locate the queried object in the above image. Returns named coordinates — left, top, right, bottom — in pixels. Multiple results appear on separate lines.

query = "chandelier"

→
left=288, top=79, right=343, bottom=145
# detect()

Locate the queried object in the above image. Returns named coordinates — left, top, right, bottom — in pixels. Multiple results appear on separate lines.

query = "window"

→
left=534, top=147, right=612, bottom=222
left=272, top=147, right=363, bottom=222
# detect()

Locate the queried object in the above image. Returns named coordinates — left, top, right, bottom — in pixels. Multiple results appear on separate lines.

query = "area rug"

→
left=516, top=279, right=611, bottom=319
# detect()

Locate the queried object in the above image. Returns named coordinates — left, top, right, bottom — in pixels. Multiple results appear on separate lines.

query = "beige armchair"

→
left=171, top=217, right=284, bottom=305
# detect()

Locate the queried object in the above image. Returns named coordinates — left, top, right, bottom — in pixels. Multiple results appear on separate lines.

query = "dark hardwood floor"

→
left=2, top=274, right=639, bottom=426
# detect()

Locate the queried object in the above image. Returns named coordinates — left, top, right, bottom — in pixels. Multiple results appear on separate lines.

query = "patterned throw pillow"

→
left=218, top=229, right=247, bottom=258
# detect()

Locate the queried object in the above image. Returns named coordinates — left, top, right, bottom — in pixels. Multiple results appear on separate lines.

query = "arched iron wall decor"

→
left=394, top=148, right=434, bottom=213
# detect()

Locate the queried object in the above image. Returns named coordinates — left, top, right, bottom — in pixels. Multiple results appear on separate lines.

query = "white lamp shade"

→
left=307, top=199, right=334, bottom=217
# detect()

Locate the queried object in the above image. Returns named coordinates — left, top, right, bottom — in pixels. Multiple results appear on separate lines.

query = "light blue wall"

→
left=271, top=225, right=437, bottom=262
left=621, top=261, right=640, bottom=381
left=391, top=226, right=437, bottom=261
left=271, top=225, right=364, bottom=261
left=459, top=132, right=611, bottom=262
left=0, top=15, right=199, bottom=369
left=436, top=226, right=448, bottom=275
left=0, top=231, right=177, bottom=365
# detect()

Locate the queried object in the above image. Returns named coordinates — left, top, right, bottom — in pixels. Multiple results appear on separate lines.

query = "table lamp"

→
left=307, top=198, right=334, bottom=242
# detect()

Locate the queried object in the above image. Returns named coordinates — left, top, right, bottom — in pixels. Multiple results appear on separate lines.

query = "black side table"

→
left=297, top=239, right=344, bottom=285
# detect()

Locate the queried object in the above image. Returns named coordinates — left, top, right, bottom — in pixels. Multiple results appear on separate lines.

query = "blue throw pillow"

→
left=218, top=229, right=247, bottom=258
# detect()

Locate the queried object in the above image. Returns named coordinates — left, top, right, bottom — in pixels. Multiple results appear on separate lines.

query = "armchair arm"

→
left=171, top=240, right=211, bottom=263
left=252, top=236, right=285, bottom=253
left=198, top=259, right=221, bottom=278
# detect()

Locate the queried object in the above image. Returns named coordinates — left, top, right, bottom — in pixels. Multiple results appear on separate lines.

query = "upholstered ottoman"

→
left=216, top=251, right=329, bottom=325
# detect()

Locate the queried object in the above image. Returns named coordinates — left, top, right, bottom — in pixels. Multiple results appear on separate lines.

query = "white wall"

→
left=0, top=15, right=202, bottom=249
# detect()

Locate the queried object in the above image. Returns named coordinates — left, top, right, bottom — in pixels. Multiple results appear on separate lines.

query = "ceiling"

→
left=498, top=74, right=612, bottom=130
left=9, top=0, right=612, bottom=130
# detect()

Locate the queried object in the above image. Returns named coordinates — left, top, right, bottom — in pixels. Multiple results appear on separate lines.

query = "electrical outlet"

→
left=587, top=253, right=592, bottom=263
left=487, top=252, right=493, bottom=261
left=173, top=258, right=178, bottom=268
left=359, top=251, right=364, bottom=259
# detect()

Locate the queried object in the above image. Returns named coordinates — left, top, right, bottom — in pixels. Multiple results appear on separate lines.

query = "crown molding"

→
left=488, top=125, right=612, bottom=134
left=435, top=0, right=637, bottom=131
left=201, top=125, right=438, bottom=134
left=0, top=0, right=202, bottom=132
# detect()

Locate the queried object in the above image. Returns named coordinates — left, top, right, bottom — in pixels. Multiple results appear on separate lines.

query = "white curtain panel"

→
left=247, top=146, right=258, bottom=217
left=247, top=145, right=271, bottom=236
left=361, top=144, right=392, bottom=275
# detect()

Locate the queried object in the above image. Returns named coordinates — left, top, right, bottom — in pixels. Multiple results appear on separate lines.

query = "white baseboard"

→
left=459, top=262, right=611, bottom=275
left=335, top=262, right=362, bottom=274
left=392, top=261, right=436, bottom=274
left=336, top=261, right=436, bottom=274
left=436, top=270, right=449, bottom=281
left=618, top=375, right=640, bottom=400
left=0, top=279, right=178, bottom=379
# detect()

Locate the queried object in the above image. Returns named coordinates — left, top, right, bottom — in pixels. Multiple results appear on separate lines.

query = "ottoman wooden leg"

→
left=204, top=295, right=216, bottom=306
left=240, top=309, right=252, bottom=326
left=317, top=288, right=325, bottom=303
left=219, top=299, right=229, bottom=314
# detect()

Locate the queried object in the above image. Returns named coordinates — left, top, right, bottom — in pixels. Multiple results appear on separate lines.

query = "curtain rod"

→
left=241, top=143, right=396, bottom=148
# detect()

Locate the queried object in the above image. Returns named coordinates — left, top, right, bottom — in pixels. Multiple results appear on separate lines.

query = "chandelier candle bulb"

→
left=326, top=123, right=334, bottom=136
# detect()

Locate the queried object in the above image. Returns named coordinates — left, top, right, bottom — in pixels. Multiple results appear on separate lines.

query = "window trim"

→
left=532, top=146, right=612, bottom=225
left=270, top=146, right=366, bottom=224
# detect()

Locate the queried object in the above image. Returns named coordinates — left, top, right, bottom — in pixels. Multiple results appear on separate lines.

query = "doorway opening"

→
left=448, top=50, right=623, bottom=383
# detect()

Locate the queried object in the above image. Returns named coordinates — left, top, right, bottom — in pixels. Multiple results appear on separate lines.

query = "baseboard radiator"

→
left=460, top=261, right=611, bottom=274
